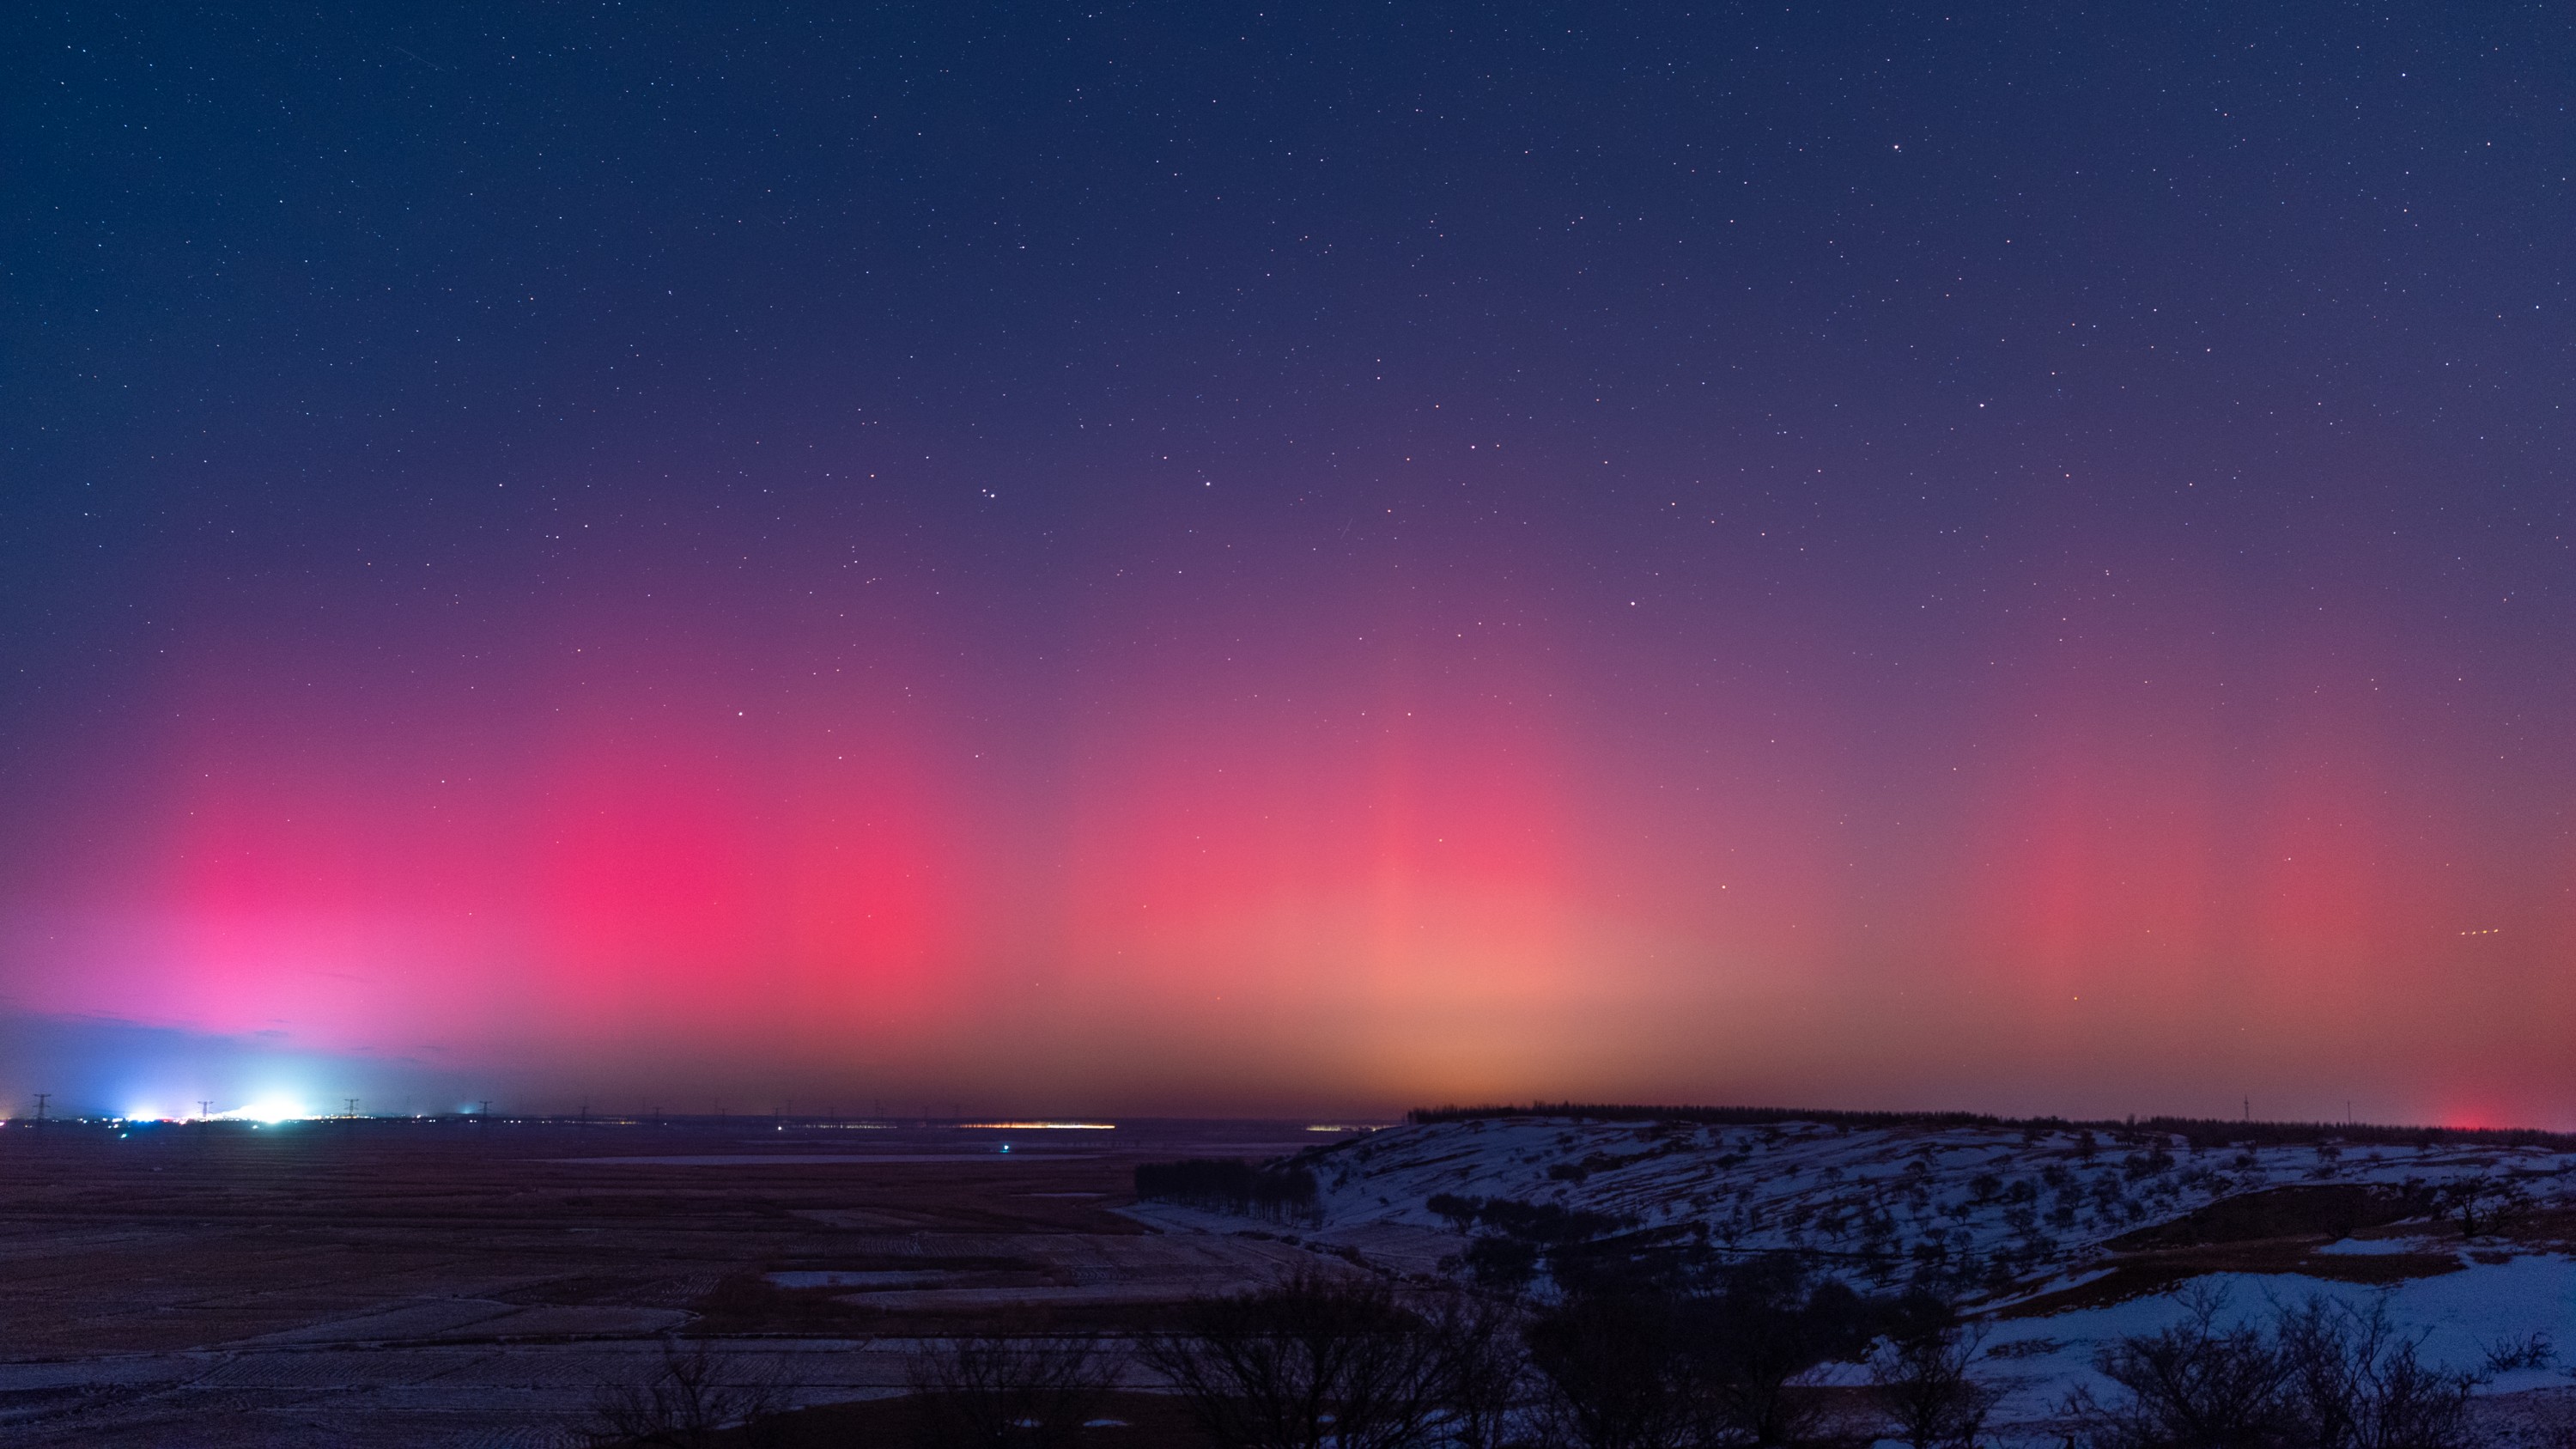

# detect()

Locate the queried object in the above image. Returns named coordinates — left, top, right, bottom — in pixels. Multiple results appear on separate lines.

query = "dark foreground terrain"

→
left=0, top=1117, right=1345, bottom=1446
left=17, top=1109, right=2576, bottom=1447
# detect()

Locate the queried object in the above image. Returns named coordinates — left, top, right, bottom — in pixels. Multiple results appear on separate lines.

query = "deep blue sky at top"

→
left=14, top=3, right=2566, bottom=644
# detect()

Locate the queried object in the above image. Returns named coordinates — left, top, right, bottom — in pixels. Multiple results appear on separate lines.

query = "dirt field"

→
left=0, top=1118, right=1347, bottom=1446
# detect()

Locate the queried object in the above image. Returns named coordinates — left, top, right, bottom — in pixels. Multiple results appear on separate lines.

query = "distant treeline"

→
left=1135, top=1159, right=1321, bottom=1225
left=1407, top=1101, right=2576, bottom=1151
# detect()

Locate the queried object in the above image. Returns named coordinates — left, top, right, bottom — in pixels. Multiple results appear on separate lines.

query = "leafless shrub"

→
left=2061, top=1288, right=2293, bottom=1449
left=2435, top=1175, right=2527, bottom=1239
left=2281, top=1296, right=2481, bottom=1449
left=1425, top=1291, right=1532, bottom=1449
left=2480, top=1331, right=2555, bottom=1376
left=1522, top=1290, right=1710, bottom=1449
left=1698, top=1283, right=1856, bottom=1448
left=1142, top=1270, right=1453, bottom=1449
left=1524, top=1265, right=1876, bottom=1449
left=586, top=1338, right=783, bottom=1449
left=1869, top=1316, right=1997, bottom=1449
left=906, top=1326, right=1123, bottom=1448
left=2063, top=1288, right=2482, bottom=1449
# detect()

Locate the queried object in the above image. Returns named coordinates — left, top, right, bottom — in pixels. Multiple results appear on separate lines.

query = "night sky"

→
left=7, top=4, right=2573, bottom=1122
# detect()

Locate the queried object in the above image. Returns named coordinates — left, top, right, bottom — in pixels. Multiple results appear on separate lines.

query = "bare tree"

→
left=1425, top=1291, right=1531, bottom=1449
left=1523, top=1292, right=1710, bottom=1449
left=2063, top=1289, right=2482, bottom=1449
left=1698, top=1274, right=1868, bottom=1447
left=1525, top=1263, right=1881, bottom=1449
left=586, top=1338, right=783, bottom=1449
left=1142, top=1271, right=1451, bottom=1449
left=2276, top=1298, right=2481, bottom=1449
left=907, top=1326, right=1123, bottom=1448
left=2061, top=1288, right=2290, bottom=1449
left=2433, top=1175, right=2524, bottom=1239
left=1869, top=1318, right=1996, bottom=1449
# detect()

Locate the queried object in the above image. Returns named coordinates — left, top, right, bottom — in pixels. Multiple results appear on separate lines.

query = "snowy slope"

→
left=1116, top=1116, right=2576, bottom=1440
left=1975, top=1257, right=2576, bottom=1420
left=1287, top=1115, right=2576, bottom=1294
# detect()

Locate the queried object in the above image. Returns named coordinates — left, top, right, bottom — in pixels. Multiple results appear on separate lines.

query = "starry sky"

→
left=6, top=3, right=2573, bottom=1122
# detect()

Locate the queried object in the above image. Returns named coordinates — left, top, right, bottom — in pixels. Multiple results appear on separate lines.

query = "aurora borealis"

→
left=6, top=3, right=2573, bottom=1122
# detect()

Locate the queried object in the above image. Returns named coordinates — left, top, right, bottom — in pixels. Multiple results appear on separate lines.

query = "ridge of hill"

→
left=1406, top=1102, right=2576, bottom=1153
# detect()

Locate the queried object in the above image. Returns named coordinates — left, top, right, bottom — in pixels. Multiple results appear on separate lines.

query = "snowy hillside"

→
left=1283, top=1114, right=2576, bottom=1297
left=1112, top=1113, right=2576, bottom=1439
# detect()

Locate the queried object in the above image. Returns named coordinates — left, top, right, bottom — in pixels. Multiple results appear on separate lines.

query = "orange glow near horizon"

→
left=5, top=514, right=2573, bottom=1127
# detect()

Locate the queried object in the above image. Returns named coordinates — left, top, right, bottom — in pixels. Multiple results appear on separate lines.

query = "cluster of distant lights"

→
left=11, top=1110, right=1385, bottom=1135
left=109, top=1098, right=315, bottom=1126
left=10, top=1098, right=429, bottom=1127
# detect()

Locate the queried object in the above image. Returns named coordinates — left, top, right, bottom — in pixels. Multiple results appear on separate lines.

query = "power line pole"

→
left=31, top=1093, right=48, bottom=1126
left=345, top=1098, right=360, bottom=1119
left=198, top=1100, right=213, bottom=1123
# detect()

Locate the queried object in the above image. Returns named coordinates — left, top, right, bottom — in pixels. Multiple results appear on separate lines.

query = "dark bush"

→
left=2433, top=1174, right=2525, bottom=1239
left=1135, top=1159, right=1321, bottom=1226
left=1698, top=1266, right=1876, bottom=1446
left=2063, top=1289, right=2482, bottom=1449
left=1142, top=1272, right=1451, bottom=1449
left=2478, top=1331, right=2553, bottom=1375
left=906, top=1327, right=1120, bottom=1448
left=2067, top=1300, right=2288, bottom=1449
left=2276, top=1298, right=2480, bottom=1449
left=1429, top=1195, right=1632, bottom=1292
left=1429, top=1192, right=1482, bottom=1231
left=585, top=1338, right=782, bottom=1449
left=1524, top=1290, right=1711, bottom=1449
left=1525, top=1261, right=1888, bottom=1449
left=1466, top=1196, right=1626, bottom=1245
left=1868, top=1294, right=1996, bottom=1449
left=1425, top=1291, right=1531, bottom=1449
left=1464, top=1235, right=1541, bottom=1292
